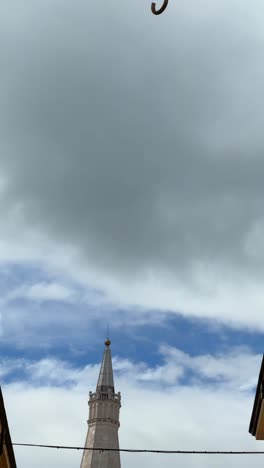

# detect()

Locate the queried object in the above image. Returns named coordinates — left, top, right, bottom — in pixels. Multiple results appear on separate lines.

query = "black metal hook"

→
left=151, top=0, right=168, bottom=15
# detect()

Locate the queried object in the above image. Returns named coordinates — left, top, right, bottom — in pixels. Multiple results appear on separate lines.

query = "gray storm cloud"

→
left=1, top=0, right=264, bottom=315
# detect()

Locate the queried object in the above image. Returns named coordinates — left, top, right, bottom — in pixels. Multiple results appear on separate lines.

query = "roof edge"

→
left=249, top=354, right=264, bottom=436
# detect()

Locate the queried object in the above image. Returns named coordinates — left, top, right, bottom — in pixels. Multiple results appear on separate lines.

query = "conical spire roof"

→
left=96, top=339, right=115, bottom=392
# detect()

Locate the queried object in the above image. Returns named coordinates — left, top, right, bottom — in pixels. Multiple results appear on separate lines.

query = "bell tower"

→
left=80, top=339, right=121, bottom=468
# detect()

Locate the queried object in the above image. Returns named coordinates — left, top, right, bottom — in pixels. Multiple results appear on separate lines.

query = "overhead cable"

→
left=5, top=443, right=264, bottom=455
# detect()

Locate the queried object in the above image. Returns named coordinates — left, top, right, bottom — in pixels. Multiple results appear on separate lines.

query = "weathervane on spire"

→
left=105, top=325, right=111, bottom=347
left=151, top=0, right=168, bottom=15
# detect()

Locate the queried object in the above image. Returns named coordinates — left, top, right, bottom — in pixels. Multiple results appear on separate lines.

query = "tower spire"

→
left=97, top=338, right=114, bottom=392
left=80, top=339, right=121, bottom=468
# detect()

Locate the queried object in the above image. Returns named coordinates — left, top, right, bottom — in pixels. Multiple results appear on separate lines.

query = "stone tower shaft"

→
left=80, top=341, right=121, bottom=468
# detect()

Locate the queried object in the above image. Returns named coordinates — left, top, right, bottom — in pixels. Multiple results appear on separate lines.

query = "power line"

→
left=4, top=443, right=264, bottom=455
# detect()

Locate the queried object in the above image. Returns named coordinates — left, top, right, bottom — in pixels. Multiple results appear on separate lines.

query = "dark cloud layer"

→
left=1, top=0, right=264, bottom=286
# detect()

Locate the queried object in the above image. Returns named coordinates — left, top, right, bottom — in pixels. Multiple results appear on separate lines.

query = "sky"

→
left=1, top=0, right=264, bottom=467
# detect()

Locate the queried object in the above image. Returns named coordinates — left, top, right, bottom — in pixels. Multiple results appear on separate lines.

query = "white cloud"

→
left=8, top=282, right=75, bottom=303
left=1, top=215, right=264, bottom=332
left=159, top=345, right=261, bottom=390
left=2, top=347, right=263, bottom=468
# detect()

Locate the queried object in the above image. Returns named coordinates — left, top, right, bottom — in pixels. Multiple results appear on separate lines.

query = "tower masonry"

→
left=80, top=339, right=121, bottom=468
